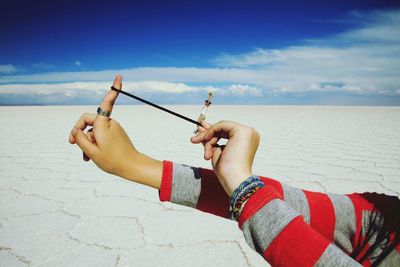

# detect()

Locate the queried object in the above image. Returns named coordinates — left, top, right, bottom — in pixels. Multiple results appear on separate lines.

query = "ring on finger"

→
left=97, top=106, right=111, bottom=117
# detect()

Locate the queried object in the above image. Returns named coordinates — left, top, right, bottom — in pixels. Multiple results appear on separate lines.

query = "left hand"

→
left=191, top=120, right=260, bottom=196
left=68, top=75, right=141, bottom=179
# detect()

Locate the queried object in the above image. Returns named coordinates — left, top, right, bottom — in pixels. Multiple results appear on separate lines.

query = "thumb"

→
left=71, top=127, right=98, bottom=159
left=199, top=120, right=211, bottom=130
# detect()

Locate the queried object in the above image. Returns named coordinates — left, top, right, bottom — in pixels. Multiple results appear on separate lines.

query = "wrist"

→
left=224, top=172, right=253, bottom=197
left=229, top=175, right=264, bottom=221
left=120, top=152, right=163, bottom=189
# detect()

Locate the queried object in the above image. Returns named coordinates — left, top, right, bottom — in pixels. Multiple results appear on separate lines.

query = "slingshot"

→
left=111, top=86, right=212, bottom=127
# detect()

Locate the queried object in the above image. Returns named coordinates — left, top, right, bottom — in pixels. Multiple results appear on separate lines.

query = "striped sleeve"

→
left=282, top=184, right=357, bottom=253
left=159, top=161, right=230, bottom=217
left=158, top=162, right=360, bottom=265
left=158, top=161, right=400, bottom=266
left=238, top=185, right=362, bottom=266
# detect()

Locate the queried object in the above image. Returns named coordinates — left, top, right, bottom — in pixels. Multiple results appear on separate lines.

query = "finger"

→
left=83, top=154, right=90, bottom=161
left=211, top=146, right=223, bottom=167
left=204, top=136, right=219, bottom=160
left=193, top=120, right=213, bottom=148
left=83, top=153, right=90, bottom=161
left=204, top=121, right=235, bottom=141
left=75, top=113, right=96, bottom=129
left=87, top=128, right=94, bottom=140
left=196, top=119, right=211, bottom=133
left=191, top=121, right=212, bottom=143
left=97, top=75, right=123, bottom=122
left=71, top=127, right=98, bottom=159
left=83, top=129, right=94, bottom=161
left=200, top=120, right=212, bottom=130
left=69, top=113, right=96, bottom=144
left=190, top=130, right=207, bottom=144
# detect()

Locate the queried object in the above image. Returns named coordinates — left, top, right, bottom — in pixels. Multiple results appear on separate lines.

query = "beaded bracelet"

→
left=229, top=176, right=264, bottom=220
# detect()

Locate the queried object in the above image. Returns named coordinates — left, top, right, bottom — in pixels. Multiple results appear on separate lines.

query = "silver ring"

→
left=97, top=107, right=111, bottom=117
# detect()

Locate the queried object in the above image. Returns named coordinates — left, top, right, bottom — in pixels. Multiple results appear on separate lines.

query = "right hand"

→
left=191, top=120, right=260, bottom=196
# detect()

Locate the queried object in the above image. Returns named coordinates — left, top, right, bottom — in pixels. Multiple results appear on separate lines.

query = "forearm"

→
left=159, top=161, right=230, bottom=216
left=239, top=186, right=361, bottom=266
left=158, top=161, right=283, bottom=218
left=158, top=162, right=361, bottom=265
left=159, top=162, right=400, bottom=265
left=119, top=152, right=163, bottom=189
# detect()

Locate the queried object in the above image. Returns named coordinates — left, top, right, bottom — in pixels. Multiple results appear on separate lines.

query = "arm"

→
left=159, top=160, right=361, bottom=266
left=191, top=120, right=362, bottom=266
left=238, top=184, right=361, bottom=266
left=68, top=78, right=395, bottom=266
left=68, top=79, right=360, bottom=266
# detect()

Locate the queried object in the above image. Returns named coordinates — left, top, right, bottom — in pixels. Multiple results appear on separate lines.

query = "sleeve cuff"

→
left=158, top=160, right=173, bottom=202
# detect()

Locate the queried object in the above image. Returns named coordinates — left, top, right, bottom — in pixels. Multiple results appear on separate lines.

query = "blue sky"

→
left=1, top=0, right=399, bottom=105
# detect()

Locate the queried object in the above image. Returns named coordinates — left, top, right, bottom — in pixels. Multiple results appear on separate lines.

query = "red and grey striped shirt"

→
left=159, top=161, right=400, bottom=266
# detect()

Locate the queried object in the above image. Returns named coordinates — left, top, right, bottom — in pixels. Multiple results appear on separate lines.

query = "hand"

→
left=191, top=120, right=260, bottom=196
left=68, top=75, right=162, bottom=188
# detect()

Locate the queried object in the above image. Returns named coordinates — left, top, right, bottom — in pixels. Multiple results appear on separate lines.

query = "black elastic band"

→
left=111, top=86, right=202, bottom=126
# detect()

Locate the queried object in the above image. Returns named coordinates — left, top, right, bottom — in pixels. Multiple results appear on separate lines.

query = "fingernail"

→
left=71, top=128, right=77, bottom=136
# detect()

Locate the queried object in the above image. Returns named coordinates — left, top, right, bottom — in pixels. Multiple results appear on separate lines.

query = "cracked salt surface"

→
left=0, top=106, right=399, bottom=266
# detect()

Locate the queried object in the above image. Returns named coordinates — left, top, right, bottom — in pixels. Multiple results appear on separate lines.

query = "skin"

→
left=191, top=120, right=260, bottom=196
left=69, top=75, right=260, bottom=196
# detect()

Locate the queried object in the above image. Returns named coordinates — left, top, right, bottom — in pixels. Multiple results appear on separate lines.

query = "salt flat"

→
left=0, top=105, right=399, bottom=266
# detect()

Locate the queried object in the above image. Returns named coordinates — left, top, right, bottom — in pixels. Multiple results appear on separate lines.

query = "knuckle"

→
left=240, top=126, right=257, bottom=140
left=253, top=129, right=260, bottom=141
left=80, top=113, right=89, bottom=119
left=250, top=128, right=261, bottom=147
left=242, top=126, right=253, bottom=134
left=251, top=127, right=259, bottom=136
left=77, top=114, right=85, bottom=122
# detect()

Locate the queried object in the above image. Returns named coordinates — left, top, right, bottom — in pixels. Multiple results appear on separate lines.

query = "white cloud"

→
left=0, top=64, right=19, bottom=74
left=0, top=82, right=106, bottom=95
left=125, top=81, right=262, bottom=96
left=0, top=9, right=399, bottom=103
left=211, top=10, right=400, bottom=95
left=125, top=81, right=207, bottom=94
left=75, top=61, right=82, bottom=66
left=0, top=67, right=262, bottom=84
left=0, top=81, right=262, bottom=98
left=340, top=9, right=400, bottom=43
left=214, top=48, right=283, bottom=68
left=224, top=84, right=263, bottom=96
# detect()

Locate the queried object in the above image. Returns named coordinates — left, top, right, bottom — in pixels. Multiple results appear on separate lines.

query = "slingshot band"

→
left=111, top=86, right=201, bottom=126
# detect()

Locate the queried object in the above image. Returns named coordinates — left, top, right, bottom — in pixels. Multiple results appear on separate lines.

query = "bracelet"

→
left=229, top=176, right=264, bottom=220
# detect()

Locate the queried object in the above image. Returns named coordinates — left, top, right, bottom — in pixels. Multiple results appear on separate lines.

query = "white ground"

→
left=0, top=105, right=399, bottom=266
